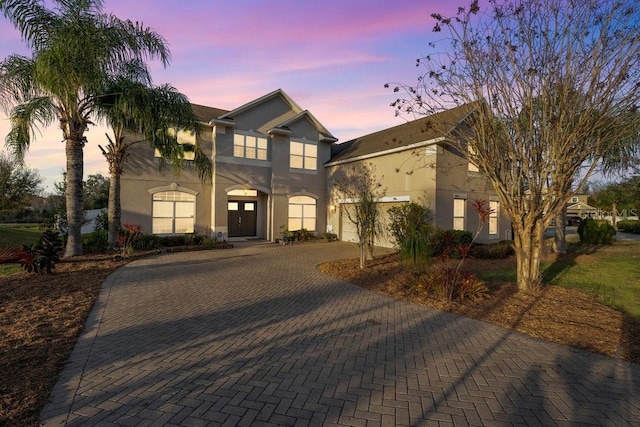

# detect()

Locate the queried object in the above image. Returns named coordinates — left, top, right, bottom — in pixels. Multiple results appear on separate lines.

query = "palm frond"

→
left=5, top=97, right=57, bottom=162
left=0, top=54, right=38, bottom=112
left=0, top=0, right=56, bottom=50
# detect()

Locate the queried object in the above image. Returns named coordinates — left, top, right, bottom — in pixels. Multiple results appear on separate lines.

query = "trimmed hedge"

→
left=577, top=218, right=616, bottom=244
left=617, top=220, right=640, bottom=234
left=471, top=240, right=515, bottom=259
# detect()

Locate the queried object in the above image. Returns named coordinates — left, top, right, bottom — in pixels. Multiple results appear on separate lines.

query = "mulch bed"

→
left=318, top=253, right=640, bottom=365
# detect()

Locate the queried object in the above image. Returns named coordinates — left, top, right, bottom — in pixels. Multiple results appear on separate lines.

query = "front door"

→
left=228, top=201, right=257, bottom=237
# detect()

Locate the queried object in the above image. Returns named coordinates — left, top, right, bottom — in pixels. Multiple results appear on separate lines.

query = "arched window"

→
left=288, top=196, right=316, bottom=231
left=152, top=191, right=195, bottom=234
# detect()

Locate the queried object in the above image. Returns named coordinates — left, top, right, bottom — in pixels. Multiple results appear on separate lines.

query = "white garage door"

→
left=339, top=202, right=406, bottom=248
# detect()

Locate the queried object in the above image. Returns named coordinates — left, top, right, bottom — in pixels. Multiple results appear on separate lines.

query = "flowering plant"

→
left=118, top=223, right=142, bottom=257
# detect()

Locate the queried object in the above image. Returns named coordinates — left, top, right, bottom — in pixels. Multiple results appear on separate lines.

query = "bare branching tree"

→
left=331, top=163, right=385, bottom=269
left=389, top=0, right=640, bottom=291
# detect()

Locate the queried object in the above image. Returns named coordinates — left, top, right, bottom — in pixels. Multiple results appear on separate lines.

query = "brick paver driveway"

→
left=41, top=241, right=640, bottom=426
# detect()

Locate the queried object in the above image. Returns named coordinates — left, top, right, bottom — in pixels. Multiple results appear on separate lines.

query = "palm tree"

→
left=0, top=0, right=170, bottom=256
left=95, top=72, right=211, bottom=248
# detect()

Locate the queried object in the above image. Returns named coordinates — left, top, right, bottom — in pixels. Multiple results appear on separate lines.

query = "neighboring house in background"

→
left=120, top=90, right=510, bottom=245
left=325, top=104, right=511, bottom=247
left=566, top=194, right=597, bottom=219
left=120, top=89, right=336, bottom=241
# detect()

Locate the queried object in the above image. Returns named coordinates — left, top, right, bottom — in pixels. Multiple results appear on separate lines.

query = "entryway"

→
left=228, top=200, right=257, bottom=237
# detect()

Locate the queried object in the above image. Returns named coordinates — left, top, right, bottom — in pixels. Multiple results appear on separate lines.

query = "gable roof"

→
left=274, top=110, right=338, bottom=143
left=217, top=89, right=303, bottom=120
left=212, top=88, right=337, bottom=142
left=327, top=103, right=478, bottom=164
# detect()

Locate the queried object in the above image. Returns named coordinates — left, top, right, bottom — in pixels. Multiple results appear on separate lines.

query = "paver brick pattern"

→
left=41, top=241, right=640, bottom=426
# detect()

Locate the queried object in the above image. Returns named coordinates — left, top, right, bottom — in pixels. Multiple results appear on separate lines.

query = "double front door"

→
left=228, top=201, right=257, bottom=237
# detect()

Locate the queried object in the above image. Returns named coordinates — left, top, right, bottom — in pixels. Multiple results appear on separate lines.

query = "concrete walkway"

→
left=41, top=241, right=640, bottom=426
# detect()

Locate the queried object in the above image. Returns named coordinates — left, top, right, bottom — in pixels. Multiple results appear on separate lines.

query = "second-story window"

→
left=234, top=134, right=268, bottom=160
left=290, top=140, right=317, bottom=171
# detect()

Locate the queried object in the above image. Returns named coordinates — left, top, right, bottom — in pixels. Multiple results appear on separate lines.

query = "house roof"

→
left=567, top=202, right=597, bottom=211
left=328, top=103, right=478, bottom=164
left=191, top=104, right=229, bottom=123
left=211, top=88, right=337, bottom=142
left=275, top=110, right=337, bottom=143
left=217, top=89, right=303, bottom=120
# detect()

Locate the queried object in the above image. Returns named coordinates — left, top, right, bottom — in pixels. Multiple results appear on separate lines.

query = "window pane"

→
left=288, top=218, right=302, bottom=231
left=489, top=218, right=498, bottom=235
left=234, top=134, right=244, bottom=146
left=290, top=142, right=304, bottom=155
left=234, top=145, right=244, bottom=157
left=246, top=136, right=256, bottom=148
left=257, top=138, right=267, bottom=149
left=453, top=199, right=465, bottom=217
left=453, top=218, right=465, bottom=231
left=153, top=218, right=173, bottom=234
left=245, top=147, right=256, bottom=159
left=290, top=155, right=303, bottom=169
left=289, top=204, right=303, bottom=217
left=174, top=218, right=194, bottom=233
left=302, top=205, right=316, bottom=218
left=257, top=148, right=267, bottom=160
left=304, top=157, right=317, bottom=170
left=244, top=203, right=255, bottom=211
left=305, top=144, right=317, bottom=157
left=228, top=202, right=239, bottom=211
left=153, top=201, right=174, bottom=218
left=175, top=202, right=194, bottom=217
left=289, top=196, right=315, bottom=204
left=302, top=218, right=316, bottom=231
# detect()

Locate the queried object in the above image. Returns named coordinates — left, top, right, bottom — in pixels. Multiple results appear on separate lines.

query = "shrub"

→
left=578, top=218, right=616, bottom=244
left=617, top=220, right=640, bottom=233
left=431, top=229, right=473, bottom=258
left=388, top=203, right=433, bottom=248
left=322, top=232, right=338, bottom=241
left=132, top=233, right=161, bottom=250
left=471, top=240, right=515, bottom=259
left=84, top=229, right=108, bottom=253
left=388, top=203, right=434, bottom=272
left=20, top=230, right=63, bottom=273
left=418, top=265, right=487, bottom=302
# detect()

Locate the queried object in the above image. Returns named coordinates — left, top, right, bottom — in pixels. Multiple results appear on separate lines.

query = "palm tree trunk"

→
left=64, top=139, right=84, bottom=257
left=107, top=170, right=121, bottom=248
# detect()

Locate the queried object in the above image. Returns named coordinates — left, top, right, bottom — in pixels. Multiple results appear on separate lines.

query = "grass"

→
left=476, top=241, right=640, bottom=319
left=0, top=223, right=43, bottom=247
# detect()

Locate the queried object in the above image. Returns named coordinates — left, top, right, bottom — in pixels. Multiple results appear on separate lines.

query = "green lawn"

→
left=0, top=223, right=43, bottom=247
left=477, top=241, right=640, bottom=318
left=0, top=224, right=44, bottom=276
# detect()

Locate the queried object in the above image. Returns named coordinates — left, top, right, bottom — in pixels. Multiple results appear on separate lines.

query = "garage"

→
left=339, top=200, right=408, bottom=249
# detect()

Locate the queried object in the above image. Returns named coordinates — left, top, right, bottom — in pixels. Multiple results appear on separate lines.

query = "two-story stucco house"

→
left=120, top=90, right=510, bottom=246
left=120, top=89, right=336, bottom=241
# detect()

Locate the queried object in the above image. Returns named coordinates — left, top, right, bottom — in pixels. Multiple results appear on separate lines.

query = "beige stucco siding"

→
left=120, top=140, right=212, bottom=236
left=326, top=143, right=511, bottom=247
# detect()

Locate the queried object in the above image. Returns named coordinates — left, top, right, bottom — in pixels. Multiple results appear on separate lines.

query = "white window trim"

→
left=489, top=200, right=499, bottom=235
left=453, top=198, right=466, bottom=231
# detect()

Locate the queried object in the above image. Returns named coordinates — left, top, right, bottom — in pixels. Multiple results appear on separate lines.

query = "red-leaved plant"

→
left=424, top=199, right=493, bottom=302
left=118, top=223, right=142, bottom=257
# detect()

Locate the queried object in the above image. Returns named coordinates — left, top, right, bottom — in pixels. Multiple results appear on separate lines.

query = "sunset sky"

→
left=0, top=0, right=459, bottom=191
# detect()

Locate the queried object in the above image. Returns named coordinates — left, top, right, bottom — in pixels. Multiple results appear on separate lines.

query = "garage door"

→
left=339, top=202, right=406, bottom=248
